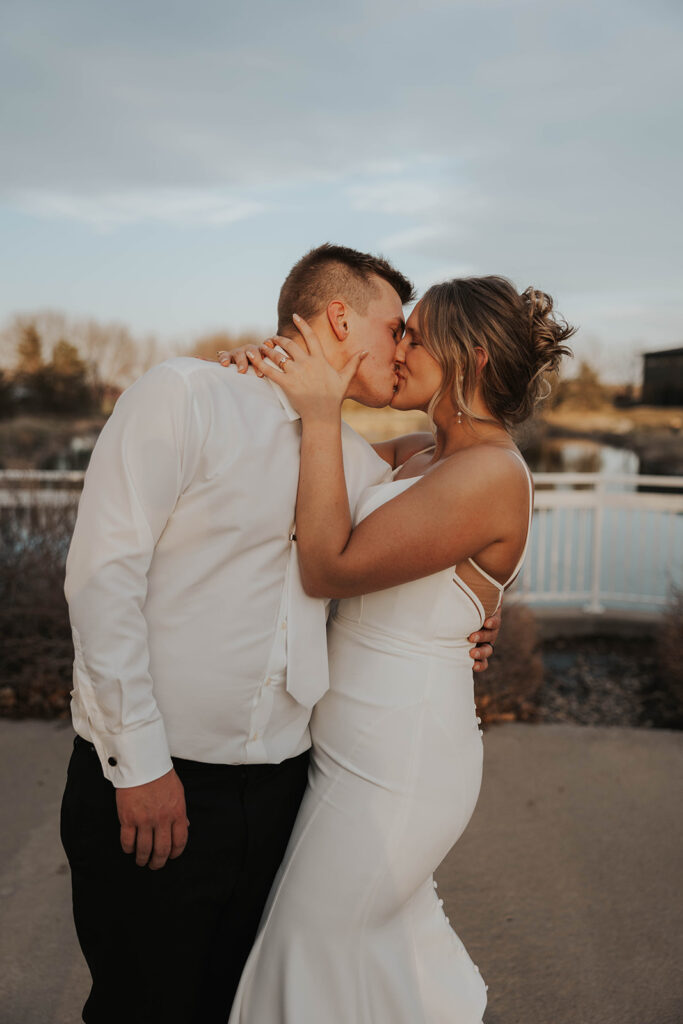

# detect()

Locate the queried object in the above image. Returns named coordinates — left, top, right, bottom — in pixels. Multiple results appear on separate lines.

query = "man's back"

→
left=65, top=357, right=390, bottom=783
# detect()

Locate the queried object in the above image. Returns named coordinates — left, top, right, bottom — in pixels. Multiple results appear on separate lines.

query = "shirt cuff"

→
left=89, top=717, right=173, bottom=788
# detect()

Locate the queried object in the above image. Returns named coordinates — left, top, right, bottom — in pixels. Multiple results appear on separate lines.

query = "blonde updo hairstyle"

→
left=419, top=276, right=575, bottom=429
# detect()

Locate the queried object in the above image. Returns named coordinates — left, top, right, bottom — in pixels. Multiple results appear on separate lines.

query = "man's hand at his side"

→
left=116, top=768, right=189, bottom=870
left=467, top=602, right=502, bottom=672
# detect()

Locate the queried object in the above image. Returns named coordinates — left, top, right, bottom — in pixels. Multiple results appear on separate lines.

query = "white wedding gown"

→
left=228, top=452, right=533, bottom=1023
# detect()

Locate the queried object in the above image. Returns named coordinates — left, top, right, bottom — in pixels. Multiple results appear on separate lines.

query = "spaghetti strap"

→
left=501, top=450, right=534, bottom=588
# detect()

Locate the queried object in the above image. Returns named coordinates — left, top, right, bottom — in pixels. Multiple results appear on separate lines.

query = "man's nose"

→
left=394, top=339, right=406, bottom=364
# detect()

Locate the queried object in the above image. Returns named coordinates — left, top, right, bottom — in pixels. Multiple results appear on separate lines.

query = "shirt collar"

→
left=263, top=345, right=300, bottom=421
left=238, top=356, right=300, bottom=422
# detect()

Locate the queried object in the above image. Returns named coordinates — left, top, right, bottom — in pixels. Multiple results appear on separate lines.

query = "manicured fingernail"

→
left=293, top=313, right=301, bottom=321
left=220, top=359, right=229, bottom=366
left=472, top=635, right=480, bottom=642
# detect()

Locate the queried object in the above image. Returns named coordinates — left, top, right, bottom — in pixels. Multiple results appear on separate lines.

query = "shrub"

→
left=0, top=499, right=76, bottom=717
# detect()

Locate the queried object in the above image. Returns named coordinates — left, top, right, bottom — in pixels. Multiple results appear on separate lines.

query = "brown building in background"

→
left=642, top=346, right=683, bottom=405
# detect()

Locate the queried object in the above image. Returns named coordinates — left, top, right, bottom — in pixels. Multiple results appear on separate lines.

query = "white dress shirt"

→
left=64, top=358, right=391, bottom=788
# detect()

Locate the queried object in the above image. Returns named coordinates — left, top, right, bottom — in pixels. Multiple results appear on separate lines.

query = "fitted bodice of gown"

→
left=332, top=475, right=484, bottom=650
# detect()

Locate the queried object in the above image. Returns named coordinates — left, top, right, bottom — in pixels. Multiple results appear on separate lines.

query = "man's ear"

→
left=326, top=301, right=350, bottom=342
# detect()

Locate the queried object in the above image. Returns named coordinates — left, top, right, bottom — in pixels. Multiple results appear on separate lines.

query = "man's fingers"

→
left=148, top=824, right=173, bottom=871
left=169, top=816, right=190, bottom=860
left=134, top=825, right=154, bottom=867
left=120, top=823, right=136, bottom=856
left=470, top=642, right=493, bottom=673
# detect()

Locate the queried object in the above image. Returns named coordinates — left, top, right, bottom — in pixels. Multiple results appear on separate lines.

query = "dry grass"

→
left=475, top=602, right=544, bottom=724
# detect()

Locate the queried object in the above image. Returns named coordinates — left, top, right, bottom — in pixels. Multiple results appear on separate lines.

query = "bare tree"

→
left=16, top=324, right=44, bottom=374
left=0, top=310, right=167, bottom=390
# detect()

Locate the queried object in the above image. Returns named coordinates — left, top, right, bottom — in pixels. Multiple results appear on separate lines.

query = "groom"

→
left=61, top=243, right=500, bottom=1024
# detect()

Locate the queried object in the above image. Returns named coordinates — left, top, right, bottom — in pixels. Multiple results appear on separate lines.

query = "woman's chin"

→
left=390, top=391, right=411, bottom=410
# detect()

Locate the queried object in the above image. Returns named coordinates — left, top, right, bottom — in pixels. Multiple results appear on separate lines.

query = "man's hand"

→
left=468, top=604, right=502, bottom=672
left=116, top=768, right=189, bottom=870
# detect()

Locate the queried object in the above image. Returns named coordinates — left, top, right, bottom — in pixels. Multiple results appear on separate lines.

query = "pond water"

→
left=523, top=437, right=640, bottom=477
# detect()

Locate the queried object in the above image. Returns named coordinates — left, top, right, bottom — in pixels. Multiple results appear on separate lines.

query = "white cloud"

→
left=379, top=224, right=448, bottom=251
left=346, top=180, right=443, bottom=217
left=12, top=188, right=265, bottom=230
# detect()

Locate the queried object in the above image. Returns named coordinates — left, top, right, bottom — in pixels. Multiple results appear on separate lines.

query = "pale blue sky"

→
left=1, top=0, right=682, bottom=380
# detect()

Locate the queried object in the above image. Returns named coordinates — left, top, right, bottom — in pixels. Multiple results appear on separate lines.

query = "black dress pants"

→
left=60, top=736, right=310, bottom=1024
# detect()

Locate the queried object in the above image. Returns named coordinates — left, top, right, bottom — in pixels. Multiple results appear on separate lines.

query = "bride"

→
left=227, top=275, right=574, bottom=1023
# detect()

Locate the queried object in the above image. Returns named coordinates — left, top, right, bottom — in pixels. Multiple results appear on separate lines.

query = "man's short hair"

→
left=277, top=243, right=415, bottom=334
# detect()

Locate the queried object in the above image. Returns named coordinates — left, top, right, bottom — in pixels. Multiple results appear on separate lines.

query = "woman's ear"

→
left=326, top=301, right=349, bottom=342
left=474, top=346, right=489, bottom=376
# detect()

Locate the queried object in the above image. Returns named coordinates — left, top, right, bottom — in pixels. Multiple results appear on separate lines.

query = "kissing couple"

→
left=61, top=243, right=573, bottom=1023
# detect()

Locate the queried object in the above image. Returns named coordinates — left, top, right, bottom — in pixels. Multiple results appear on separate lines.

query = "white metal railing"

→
left=515, top=473, right=683, bottom=612
left=0, top=470, right=84, bottom=532
left=2, top=470, right=682, bottom=613
left=0, top=470, right=84, bottom=513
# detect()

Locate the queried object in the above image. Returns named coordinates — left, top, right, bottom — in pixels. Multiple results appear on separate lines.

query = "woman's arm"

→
left=246, top=319, right=528, bottom=601
left=295, top=445, right=521, bottom=598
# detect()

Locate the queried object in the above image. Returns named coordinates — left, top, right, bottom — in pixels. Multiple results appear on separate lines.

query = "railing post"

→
left=585, top=475, right=605, bottom=613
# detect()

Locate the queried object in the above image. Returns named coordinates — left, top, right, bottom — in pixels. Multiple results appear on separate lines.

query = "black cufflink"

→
left=108, top=756, right=117, bottom=767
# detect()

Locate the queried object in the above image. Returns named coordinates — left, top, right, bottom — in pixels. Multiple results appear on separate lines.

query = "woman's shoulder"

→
left=428, top=444, right=530, bottom=497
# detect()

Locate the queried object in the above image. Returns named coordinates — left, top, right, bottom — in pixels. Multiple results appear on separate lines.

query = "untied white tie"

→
left=284, top=532, right=330, bottom=709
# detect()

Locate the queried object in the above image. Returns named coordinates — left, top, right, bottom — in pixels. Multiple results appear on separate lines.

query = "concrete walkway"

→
left=1, top=719, right=681, bottom=1024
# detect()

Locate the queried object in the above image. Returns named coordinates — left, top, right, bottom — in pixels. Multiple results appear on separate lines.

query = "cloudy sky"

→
left=1, top=0, right=682, bottom=379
